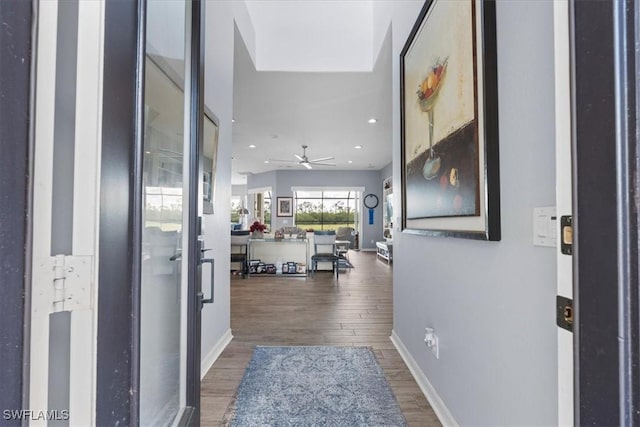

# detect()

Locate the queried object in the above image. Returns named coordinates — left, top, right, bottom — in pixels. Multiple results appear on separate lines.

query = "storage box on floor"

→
left=249, top=260, right=306, bottom=275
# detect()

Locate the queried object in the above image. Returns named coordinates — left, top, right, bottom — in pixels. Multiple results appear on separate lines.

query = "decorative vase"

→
left=251, top=231, right=264, bottom=239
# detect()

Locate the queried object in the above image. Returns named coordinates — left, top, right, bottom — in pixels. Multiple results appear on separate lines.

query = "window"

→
left=246, top=189, right=272, bottom=230
left=294, top=190, right=359, bottom=231
left=263, top=191, right=272, bottom=226
left=230, top=196, right=242, bottom=223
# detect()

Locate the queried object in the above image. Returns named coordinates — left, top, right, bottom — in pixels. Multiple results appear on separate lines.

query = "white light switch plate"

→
left=533, top=206, right=557, bottom=247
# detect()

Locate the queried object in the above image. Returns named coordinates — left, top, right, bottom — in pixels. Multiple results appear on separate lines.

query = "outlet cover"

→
left=431, top=334, right=439, bottom=359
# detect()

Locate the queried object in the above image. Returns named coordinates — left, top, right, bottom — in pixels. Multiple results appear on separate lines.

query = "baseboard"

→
left=390, top=330, right=458, bottom=427
left=361, top=248, right=376, bottom=252
left=201, top=328, right=233, bottom=380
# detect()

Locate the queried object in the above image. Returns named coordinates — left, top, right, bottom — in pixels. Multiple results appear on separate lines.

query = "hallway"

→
left=201, top=251, right=441, bottom=426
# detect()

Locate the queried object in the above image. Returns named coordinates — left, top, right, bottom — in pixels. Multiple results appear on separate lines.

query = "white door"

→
left=553, top=1, right=573, bottom=425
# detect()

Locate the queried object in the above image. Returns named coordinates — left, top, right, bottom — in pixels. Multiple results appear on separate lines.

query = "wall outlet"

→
left=424, top=327, right=439, bottom=359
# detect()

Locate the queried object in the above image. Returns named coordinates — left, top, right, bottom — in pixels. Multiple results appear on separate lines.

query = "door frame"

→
left=185, top=0, right=206, bottom=423
left=95, top=0, right=142, bottom=423
left=572, top=0, right=639, bottom=423
left=553, top=1, right=573, bottom=424
left=0, top=0, right=33, bottom=416
left=96, top=0, right=205, bottom=424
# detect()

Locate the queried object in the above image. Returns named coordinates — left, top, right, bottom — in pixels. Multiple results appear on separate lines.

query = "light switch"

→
left=533, top=207, right=557, bottom=247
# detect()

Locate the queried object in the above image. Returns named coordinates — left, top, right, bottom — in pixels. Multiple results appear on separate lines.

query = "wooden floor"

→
left=201, top=251, right=441, bottom=426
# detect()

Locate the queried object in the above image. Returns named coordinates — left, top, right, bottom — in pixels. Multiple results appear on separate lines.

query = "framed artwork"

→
left=400, top=0, right=500, bottom=240
left=203, top=171, right=212, bottom=202
left=276, top=197, right=293, bottom=217
left=202, top=112, right=219, bottom=214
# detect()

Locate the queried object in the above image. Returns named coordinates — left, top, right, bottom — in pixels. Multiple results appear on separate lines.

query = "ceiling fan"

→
left=268, top=145, right=336, bottom=169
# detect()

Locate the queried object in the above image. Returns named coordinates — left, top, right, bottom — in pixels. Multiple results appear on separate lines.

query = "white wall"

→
left=231, top=184, right=247, bottom=197
left=245, top=0, right=374, bottom=72
left=384, top=0, right=558, bottom=425
left=200, top=0, right=257, bottom=372
left=380, top=162, right=392, bottom=182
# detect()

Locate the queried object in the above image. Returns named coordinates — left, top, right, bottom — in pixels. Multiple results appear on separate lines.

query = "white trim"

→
left=247, top=186, right=272, bottom=194
left=71, top=2, right=105, bottom=424
left=390, top=330, right=458, bottom=427
left=201, top=329, right=233, bottom=380
left=553, top=1, right=573, bottom=425
left=30, top=1, right=59, bottom=419
left=69, top=310, right=94, bottom=425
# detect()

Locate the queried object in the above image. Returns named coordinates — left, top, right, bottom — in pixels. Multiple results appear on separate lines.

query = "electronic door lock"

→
left=560, top=216, right=572, bottom=255
left=557, top=295, right=573, bottom=332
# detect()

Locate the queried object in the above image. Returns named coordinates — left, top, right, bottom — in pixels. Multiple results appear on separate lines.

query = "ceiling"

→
left=244, top=0, right=374, bottom=72
left=231, top=18, right=393, bottom=185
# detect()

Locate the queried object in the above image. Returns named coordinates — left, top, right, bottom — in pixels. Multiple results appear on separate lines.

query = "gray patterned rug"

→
left=223, top=346, right=407, bottom=426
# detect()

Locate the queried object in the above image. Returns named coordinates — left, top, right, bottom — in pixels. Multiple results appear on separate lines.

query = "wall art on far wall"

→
left=400, top=0, right=500, bottom=240
left=276, top=196, right=293, bottom=217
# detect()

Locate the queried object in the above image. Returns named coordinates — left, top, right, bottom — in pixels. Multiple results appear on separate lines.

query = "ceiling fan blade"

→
left=268, top=159, right=299, bottom=163
left=309, top=156, right=334, bottom=162
left=308, top=162, right=336, bottom=166
left=302, top=162, right=313, bottom=170
left=294, top=154, right=305, bottom=161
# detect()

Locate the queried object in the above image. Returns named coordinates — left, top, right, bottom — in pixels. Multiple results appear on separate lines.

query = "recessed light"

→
left=348, top=160, right=353, bottom=164
left=264, top=160, right=269, bottom=164
left=249, top=144, right=256, bottom=148
left=354, top=145, right=362, bottom=149
left=145, top=151, right=151, bottom=154
left=368, top=118, right=377, bottom=124
left=232, top=119, right=235, bottom=123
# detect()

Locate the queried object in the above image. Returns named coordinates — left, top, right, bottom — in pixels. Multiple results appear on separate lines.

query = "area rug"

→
left=223, top=346, right=407, bottom=426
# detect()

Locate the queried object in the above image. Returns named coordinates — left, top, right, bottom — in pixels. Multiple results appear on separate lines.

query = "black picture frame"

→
left=202, top=112, right=219, bottom=215
left=400, top=0, right=500, bottom=241
left=276, top=196, right=293, bottom=217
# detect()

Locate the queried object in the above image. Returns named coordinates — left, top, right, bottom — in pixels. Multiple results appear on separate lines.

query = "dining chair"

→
left=310, top=230, right=339, bottom=279
left=230, top=230, right=250, bottom=278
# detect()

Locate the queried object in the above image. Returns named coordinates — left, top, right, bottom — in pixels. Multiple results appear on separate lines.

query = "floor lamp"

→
left=237, top=206, right=249, bottom=229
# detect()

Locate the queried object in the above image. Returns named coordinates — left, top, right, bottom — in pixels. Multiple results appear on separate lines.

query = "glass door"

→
left=140, top=1, right=191, bottom=424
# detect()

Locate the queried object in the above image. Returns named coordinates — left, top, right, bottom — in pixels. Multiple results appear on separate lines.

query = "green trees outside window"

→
left=294, top=191, right=358, bottom=231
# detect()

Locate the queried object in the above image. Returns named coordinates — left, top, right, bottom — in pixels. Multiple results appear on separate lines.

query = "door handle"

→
left=200, top=257, right=214, bottom=306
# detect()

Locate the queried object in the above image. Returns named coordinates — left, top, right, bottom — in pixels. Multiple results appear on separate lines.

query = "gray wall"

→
left=231, top=184, right=247, bottom=197
left=380, top=162, right=392, bottom=182
left=247, top=170, right=276, bottom=191
left=248, top=169, right=385, bottom=249
left=391, top=1, right=558, bottom=425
